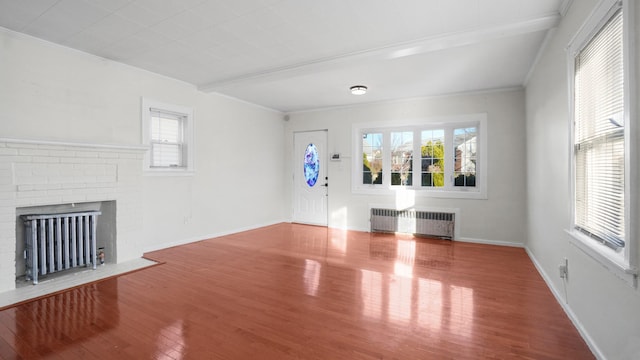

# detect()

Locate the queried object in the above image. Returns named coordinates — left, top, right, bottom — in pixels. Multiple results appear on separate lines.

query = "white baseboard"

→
left=457, top=236, right=524, bottom=248
left=141, top=219, right=288, bottom=254
left=525, top=247, right=605, bottom=360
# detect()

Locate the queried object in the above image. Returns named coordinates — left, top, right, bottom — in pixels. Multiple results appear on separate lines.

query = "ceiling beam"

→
left=199, top=14, right=561, bottom=92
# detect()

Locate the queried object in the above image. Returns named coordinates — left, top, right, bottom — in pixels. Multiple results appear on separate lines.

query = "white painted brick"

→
left=0, top=190, right=16, bottom=200
left=18, top=149, right=49, bottom=156
left=49, top=176, right=94, bottom=184
left=15, top=176, right=47, bottom=186
left=0, top=170, right=14, bottom=184
left=7, top=142, right=37, bottom=149
left=0, top=206, right=15, bottom=216
left=0, top=183, right=16, bottom=193
left=47, top=189, right=73, bottom=197
left=0, top=173, right=12, bottom=186
left=1, top=155, right=32, bottom=162
left=75, top=151, right=100, bottom=158
left=52, top=163, right=75, bottom=173
left=85, top=194, right=116, bottom=202
left=61, top=183, right=86, bottom=190
left=13, top=164, right=34, bottom=176
left=96, top=175, right=117, bottom=183
left=61, top=194, right=88, bottom=203
left=60, top=157, right=95, bottom=164
left=32, top=156, right=60, bottom=163
left=16, top=190, right=49, bottom=198
left=92, top=182, right=117, bottom=189
left=15, top=197, right=61, bottom=207
left=98, top=152, right=119, bottom=159
left=48, top=150, right=76, bottom=157
left=0, top=148, right=19, bottom=156
left=0, top=221, right=15, bottom=233
left=16, top=184, right=35, bottom=191
left=73, top=188, right=98, bottom=195
left=118, top=152, right=143, bottom=159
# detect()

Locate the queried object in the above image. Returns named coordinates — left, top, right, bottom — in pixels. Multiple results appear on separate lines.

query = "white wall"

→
left=0, top=28, right=287, bottom=291
left=525, top=1, right=640, bottom=359
left=285, top=89, right=527, bottom=246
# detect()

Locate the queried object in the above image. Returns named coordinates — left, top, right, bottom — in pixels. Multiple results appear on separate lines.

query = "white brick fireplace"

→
left=0, top=138, right=146, bottom=293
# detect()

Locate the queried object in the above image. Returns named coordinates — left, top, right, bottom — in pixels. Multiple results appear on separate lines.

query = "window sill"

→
left=566, top=229, right=638, bottom=287
left=144, top=168, right=195, bottom=177
left=352, top=186, right=487, bottom=199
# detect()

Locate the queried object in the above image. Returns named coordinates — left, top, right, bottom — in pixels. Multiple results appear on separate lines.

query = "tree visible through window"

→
left=358, top=121, right=481, bottom=193
left=421, top=130, right=444, bottom=187
left=363, top=133, right=383, bottom=184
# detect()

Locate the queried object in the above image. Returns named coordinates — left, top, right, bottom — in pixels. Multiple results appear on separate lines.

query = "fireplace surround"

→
left=0, top=138, right=146, bottom=292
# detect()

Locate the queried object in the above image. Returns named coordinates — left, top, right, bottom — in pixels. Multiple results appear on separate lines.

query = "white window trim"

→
left=352, top=113, right=487, bottom=199
left=566, top=0, right=638, bottom=286
left=141, top=98, right=195, bottom=176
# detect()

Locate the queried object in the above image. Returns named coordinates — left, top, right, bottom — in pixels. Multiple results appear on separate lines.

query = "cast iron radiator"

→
left=22, top=211, right=101, bottom=284
left=370, top=208, right=454, bottom=239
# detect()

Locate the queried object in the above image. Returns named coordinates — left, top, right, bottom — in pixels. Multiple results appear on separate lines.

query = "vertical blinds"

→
left=574, top=9, right=625, bottom=249
left=150, top=108, right=185, bottom=168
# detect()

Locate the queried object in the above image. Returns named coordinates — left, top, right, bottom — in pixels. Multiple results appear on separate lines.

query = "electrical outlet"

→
left=559, top=258, right=569, bottom=279
left=559, top=264, right=567, bottom=278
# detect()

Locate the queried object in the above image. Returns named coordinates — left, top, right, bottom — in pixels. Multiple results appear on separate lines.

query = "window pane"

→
left=391, top=131, right=413, bottom=186
left=421, top=130, right=444, bottom=187
left=574, top=9, right=625, bottom=248
left=151, top=142, right=183, bottom=167
left=304, top=143, right=319, bottom=187
left=151, top=115, right=182, bottom=143
left=454, top=127, right=477, bottom=187
left=363, top=133, right=383, bottom=184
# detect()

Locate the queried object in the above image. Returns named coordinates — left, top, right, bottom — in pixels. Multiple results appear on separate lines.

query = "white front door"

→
left=293, top=130, right=328, bottom=226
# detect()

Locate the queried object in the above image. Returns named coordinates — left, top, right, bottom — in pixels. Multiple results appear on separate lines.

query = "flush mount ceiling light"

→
left=350, top=85, right=368, bottom=95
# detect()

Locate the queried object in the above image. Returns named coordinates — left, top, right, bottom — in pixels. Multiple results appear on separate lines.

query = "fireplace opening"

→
left=15, top=201, right=117, bottom=284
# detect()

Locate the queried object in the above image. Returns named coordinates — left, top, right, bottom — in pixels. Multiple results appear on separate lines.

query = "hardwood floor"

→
left=0, top=223, right=593, bottom=359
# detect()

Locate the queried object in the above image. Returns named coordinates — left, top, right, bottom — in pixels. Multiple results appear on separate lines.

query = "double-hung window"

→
left=568, top=0, right=636, bottom=282
left=354, top=114, right=486, bottom=199
left=150, top=109, right=185, bottom=168
left=142, top=98, right=194, bottom=174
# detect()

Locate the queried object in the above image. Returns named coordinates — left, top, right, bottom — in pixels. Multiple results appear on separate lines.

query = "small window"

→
left=142, top=98, right=194, bottom=174
left=150, top=109, right=185, bottom=168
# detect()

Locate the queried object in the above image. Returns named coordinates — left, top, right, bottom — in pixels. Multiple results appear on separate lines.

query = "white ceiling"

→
left=0, top=0, right=568, bottom=112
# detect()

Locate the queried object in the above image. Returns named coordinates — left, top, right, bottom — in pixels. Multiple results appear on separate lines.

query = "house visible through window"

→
left=354, top=114, right=486, bottom=199
left=142, top=98, right=194, bottom=174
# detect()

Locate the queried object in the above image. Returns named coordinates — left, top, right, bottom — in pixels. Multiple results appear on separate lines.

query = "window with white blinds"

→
left=141, top=98, right=194, bottom=174
left=573, top=9, right=625, bottom=249
left=150, top=109, right=185, bottom=168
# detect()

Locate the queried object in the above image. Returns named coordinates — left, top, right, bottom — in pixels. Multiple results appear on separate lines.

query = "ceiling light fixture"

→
left=350, top=85, right=368, bottom=95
